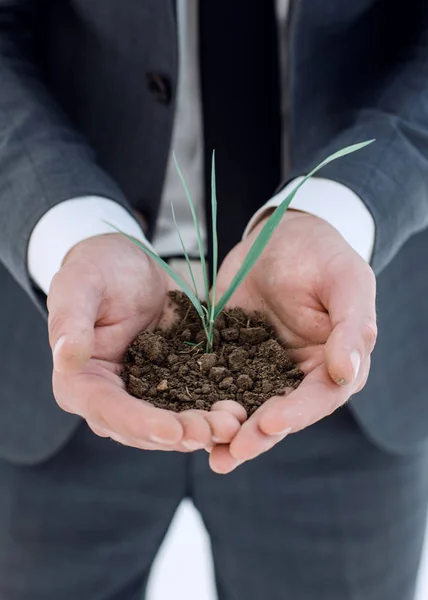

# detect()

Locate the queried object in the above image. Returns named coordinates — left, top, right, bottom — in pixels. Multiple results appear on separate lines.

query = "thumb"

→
left=47, top=260, right=101, bottom=374
left=323, top=261, right=377, bottom=387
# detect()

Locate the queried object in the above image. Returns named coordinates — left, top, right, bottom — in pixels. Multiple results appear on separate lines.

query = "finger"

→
left=354, top=355, right=371, bottom=394
left=209, top=444, right=243, bottom=474
left=210, top=400, right=248, bottom=424
left=229, top=410, right=290, bottom=462
left=48, top=261, right=102, bottom=374
left=205, top=411, right=242, bottom=444
left=178, top=410, right=212, bottom=450
left=322, top=260, right=377, bottom=387
left=87, top=421, right=111, bottom=438
left=257, top=363, right=355, bottom=438
left=87, top=420, right=181, bottom=452
left=53, top=371, right=183, bottom=447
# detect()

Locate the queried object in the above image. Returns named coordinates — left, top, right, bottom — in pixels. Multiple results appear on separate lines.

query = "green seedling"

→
left=110, top=140, right=374, bottom=352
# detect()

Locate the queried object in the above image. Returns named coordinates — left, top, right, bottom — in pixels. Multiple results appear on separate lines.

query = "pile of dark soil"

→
left=122, top=291, right=303, bottom=416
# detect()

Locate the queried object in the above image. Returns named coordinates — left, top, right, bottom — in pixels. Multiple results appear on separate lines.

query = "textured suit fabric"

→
left=0, top=0, right=427, bottom=463
left=0, top=408, right=425, bottom=600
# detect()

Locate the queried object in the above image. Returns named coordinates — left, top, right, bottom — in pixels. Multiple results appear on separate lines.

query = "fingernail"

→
left=350, top=350, right=361, bottom=380
left=182, top=440, right=204, bottom=451
left=53, top=335, right=67, bottom=365
left=149, top=435, right=175, bottom=445
left=212, top=436, right=224, bottom=444
left=276, top=426, right=292, bottom=437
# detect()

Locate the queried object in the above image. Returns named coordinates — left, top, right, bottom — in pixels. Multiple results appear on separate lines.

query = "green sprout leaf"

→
left=171, top=203, right=201, bottom=299
left=213, top=139, right=375, bottom=319
left=173, top=152, right=211, bottom=314
left=207, top=151, right=219, bottom=348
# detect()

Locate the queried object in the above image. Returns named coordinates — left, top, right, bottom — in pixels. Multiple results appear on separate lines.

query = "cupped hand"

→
left=48, top=234, right=242, bottom=452
left=209, top=211, right=377, bottom=473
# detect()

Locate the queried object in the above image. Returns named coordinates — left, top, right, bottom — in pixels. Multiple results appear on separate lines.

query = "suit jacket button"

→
left=146, top=72, right=172, bottom=105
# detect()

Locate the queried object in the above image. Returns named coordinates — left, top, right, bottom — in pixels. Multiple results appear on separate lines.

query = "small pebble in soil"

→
left=123, top=291, right=304, bottom=416
left=197, top=353, right=217, bottom=372
left=156, top=379, right=168, bottom=392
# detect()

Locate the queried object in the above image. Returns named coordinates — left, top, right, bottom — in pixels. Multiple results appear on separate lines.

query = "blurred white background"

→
left=146, top=498, right=428, bottom=600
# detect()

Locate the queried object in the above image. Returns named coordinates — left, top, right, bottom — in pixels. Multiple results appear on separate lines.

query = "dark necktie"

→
left=199, top=0, right=281, bottom=266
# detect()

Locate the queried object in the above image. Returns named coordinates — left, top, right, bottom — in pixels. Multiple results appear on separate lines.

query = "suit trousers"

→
left=0, top=406, right=427, bottom=600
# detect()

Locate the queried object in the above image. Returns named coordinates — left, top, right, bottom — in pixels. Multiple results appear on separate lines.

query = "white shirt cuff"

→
left=244, top=177, right=376, bottom=263
left=28, top=197, right=154, bottom=295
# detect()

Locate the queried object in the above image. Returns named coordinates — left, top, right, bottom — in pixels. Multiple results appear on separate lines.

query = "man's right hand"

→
left=48, top=233, right=245, bottom=452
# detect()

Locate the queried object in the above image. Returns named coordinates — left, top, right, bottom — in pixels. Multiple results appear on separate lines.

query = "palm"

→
left=87, top=240, right=171, bottom=364
left=216, top=212, right=337, bottom=371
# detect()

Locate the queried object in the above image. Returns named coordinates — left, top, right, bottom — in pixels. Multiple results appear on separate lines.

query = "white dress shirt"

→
left=28, top=0, right=375, bottom=296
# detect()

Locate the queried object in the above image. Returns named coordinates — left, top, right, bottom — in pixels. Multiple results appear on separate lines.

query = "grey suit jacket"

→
left=1, top=0, right=428, bottom=464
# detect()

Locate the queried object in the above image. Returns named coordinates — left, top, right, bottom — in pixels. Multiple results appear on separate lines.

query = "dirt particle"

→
left=197, top=329, right=221, bottom=348
left=243, top=391, right=258, bottom=405
left=261, top=380, right=274, bottom=395
left=167, top=354, right=179, bottom=365
left=181, top=328, right=192, bottom=342
left=178, top=364, right=189, bottom=376
left=228, top=348, right=248, bottom=371
left=220, top=327, right=240, bottom=342
left=214, top=315, right=227, bottom=330
left=209, top=366, right=229, bottom=382
left=219, top=376, right=234, bottom=390
left=129, top=365, right=143, bottom=378
left=239, top=327, right=269, bottom=345
left=237, top=374, right=254, bottom=390
left=128, top=375, right=149, bottom=398
left=137, top=332, right=168, bottom=364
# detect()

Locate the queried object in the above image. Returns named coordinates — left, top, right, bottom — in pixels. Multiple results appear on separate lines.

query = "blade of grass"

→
left=213, top=139, right=375, bottom=319
left=173, top=152, right=211, bottom=313
left=208, top=151, right=218, bottom=346
left=171, top=203, right=201, bottom=299
left=105, top=224, right=207, bottom=323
